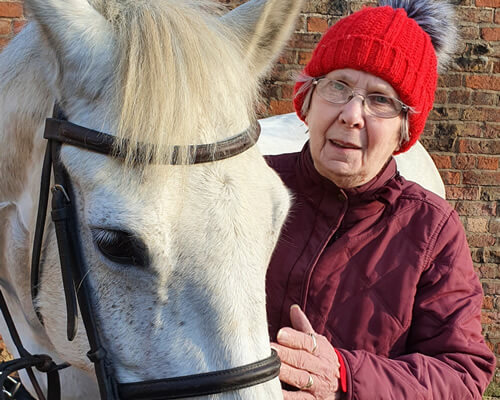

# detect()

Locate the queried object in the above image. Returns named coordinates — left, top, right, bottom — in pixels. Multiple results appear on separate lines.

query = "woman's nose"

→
left=339, top=96, right=365, bottom=129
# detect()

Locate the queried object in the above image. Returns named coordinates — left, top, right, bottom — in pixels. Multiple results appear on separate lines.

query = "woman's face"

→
left=306, top=69, right=402, bottom=188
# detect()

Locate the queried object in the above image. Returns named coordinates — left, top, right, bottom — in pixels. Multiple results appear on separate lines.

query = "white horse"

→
left=259, top=113, right=445, bottom=198
left=0, top=0, right=304, bottom=398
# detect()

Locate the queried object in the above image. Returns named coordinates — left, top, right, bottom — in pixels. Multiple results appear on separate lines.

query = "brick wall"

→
left=1, top=0, right=498, bottom=397
left=0, top=1, right=24, bottom=47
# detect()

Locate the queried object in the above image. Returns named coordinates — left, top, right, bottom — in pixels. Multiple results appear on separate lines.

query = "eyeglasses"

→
left=312, top=78, right=409, bottom=119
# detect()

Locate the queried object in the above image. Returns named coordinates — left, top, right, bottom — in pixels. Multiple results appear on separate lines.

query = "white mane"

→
left=93, top=0, right=258, bottom=165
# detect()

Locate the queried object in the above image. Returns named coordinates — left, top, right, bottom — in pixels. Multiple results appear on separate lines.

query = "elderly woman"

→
left=266, top=0, right=496, bottom=399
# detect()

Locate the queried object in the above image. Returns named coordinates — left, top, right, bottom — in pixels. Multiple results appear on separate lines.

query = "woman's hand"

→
left=271, top=305, right=341, bottom=399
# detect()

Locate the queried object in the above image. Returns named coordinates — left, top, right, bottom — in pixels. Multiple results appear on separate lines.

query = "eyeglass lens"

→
left=315, top=79, right=403, bottom=118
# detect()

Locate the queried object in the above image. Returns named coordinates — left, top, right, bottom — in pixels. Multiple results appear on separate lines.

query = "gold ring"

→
left=309, top=333, right=317, bottom=353
left=300, top=374, right=314, bottom=390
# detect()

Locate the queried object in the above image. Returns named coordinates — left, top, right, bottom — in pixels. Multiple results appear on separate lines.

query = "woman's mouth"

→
left=329, top=139, right=361, bottom=150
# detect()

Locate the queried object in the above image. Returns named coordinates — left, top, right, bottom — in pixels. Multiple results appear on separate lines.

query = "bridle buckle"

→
left=1, top=374, right=21, bottom=399
left=51, top=184, right=70, bottom=203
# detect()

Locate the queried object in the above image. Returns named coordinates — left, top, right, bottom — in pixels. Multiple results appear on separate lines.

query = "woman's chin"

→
left=316, top=162, right=362, bottom=187
left=320, top=156, right=359, bottom=176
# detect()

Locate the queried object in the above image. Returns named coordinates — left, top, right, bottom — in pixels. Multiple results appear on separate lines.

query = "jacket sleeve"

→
left=337, top=210, right=496, bottom=400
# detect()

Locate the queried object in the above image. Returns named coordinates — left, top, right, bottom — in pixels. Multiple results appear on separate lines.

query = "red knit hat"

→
left=294, top=5, right=438, bottom=153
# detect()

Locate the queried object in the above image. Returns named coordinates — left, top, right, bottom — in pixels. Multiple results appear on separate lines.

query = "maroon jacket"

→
left=266, top=144, right=495, bottom=399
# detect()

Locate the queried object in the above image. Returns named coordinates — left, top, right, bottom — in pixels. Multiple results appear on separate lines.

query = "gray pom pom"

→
left=379, top=0, right=458, bottom=72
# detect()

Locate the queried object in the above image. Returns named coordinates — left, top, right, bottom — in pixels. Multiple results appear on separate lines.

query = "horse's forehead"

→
left=61, top=147, right=174, bottom=199
left=61, top=145, right=284, bottom=225
left=60, top=146, right=247, bottom=218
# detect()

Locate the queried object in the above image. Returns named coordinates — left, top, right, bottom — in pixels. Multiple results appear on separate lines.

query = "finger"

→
left=279, top=361, right=315, bottom=389
left=273, top=339, right=340, bottom=381
left=281, top=361, right=340, bottom=397
left=273, top=342, right=316, bottom=372
left=290, top=304, right=314, bottom=334
left=283, top=389, right=315, bottom=400
left=277, top=328, right=317, bottom=354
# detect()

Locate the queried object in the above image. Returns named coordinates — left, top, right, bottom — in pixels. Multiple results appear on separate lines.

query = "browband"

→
left=43, top=118, right=261, bottom=165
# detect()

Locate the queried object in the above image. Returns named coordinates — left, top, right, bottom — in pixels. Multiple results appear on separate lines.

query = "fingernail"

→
left=290, top=304, right=301, bottom=311
left=277, top=329, right=288, bottom=341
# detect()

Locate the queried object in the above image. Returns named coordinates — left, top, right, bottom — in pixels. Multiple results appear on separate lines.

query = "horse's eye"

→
left=91, top=228, right=149, bottom=267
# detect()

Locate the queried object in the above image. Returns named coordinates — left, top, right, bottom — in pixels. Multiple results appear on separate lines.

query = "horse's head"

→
left=12, top=0, right=303, bottom=397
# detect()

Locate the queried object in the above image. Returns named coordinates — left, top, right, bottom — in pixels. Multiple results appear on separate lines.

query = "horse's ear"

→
left=221, top=0, right=304, bottom=78
left=24, top=0, right=114, bottom=77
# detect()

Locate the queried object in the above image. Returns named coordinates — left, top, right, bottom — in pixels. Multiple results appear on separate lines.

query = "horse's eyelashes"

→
left=91, top=228, right=149, bottom=268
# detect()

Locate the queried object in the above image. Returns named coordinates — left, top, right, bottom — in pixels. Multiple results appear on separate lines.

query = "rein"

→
left=0, top=109, right=281, bottom=400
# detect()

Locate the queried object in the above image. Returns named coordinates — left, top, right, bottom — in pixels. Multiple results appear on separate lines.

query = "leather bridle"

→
left=0, top=107, right=280, bottom=400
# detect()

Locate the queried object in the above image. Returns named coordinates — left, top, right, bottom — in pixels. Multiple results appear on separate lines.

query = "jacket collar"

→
left=296, top=141, right=402, bottom=226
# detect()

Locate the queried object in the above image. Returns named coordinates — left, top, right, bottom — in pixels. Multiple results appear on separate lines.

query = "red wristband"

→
left=334, top=348, right=347, bottom=392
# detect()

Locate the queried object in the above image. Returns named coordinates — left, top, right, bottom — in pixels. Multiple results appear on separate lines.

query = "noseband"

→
left=0, top=107, right=280, bottom=400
